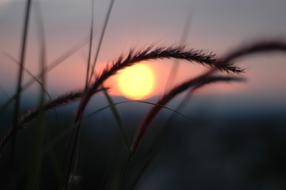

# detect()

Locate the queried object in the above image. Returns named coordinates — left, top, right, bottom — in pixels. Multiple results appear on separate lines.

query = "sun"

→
left=117, top=63, right=155, bottom=100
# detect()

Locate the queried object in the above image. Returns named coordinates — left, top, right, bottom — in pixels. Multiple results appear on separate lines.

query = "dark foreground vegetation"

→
left=1, top=0, right=286, bottom=190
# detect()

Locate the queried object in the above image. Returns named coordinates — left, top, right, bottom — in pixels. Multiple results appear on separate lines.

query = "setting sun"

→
left=117, top=63, right=155, bottom=100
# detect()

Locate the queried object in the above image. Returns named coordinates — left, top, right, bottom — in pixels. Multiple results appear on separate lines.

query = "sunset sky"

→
left=0, top=0, right=286, bottom=102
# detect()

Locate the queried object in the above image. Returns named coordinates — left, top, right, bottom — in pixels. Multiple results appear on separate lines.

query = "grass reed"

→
left=130, top=74, right=239, bottom=153
left=0, top=39, right=87, bottom=153
left=0, top=13, right=286, bottom=187
left=85, top=0, right=95, bottom=89
left=69, top=45, right=240, bottom=189
left=88, top=0, right=115, bottom=84
left=75, top=46, right=239, bottom=123
left=0, top=38, right=87, bottom=115
left=10, top=0, right=32, bottom=166
left=63, top=1, right=118, bottom=188
left=0, top=45, right=240, bottom=154
left=127, top=75, right=246, bottom=189
left=130, top=40, right=286, bottom=154
left=219, top=40, right=286, bottom=64
left=126, top=40, right=286, bottom=187
left=102, top=88, right=130, bottom=150
left=164, top=11, right=192, bottom=92
left=3, top=53, right=53, bottom=102
left=26, top=3, right=47, bottom=188
left=0, top=88, right=104, bottom=152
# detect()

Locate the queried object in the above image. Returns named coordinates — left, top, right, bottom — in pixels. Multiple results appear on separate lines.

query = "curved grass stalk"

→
left=75, top=46, right=240, bottom=123
left=219, top=40, right=286, bottom=64
left=19, top=88, right=105, bottom=126
left=128, top=75, right=246, bottom=190
left=65, top=46, right=240, bottom=189
left=164, top=11, right=192, bottom=93
left=128, top=38, right=286, bottom=184
left=0, top=88, right=104, bottom=152
left=43, top=100, right=188, bottom=155
left=171, top=75, right=246, bottom=119
left=130, top=40, right=286, bottom=154
left=86, top=100, right=190, bottom=121
left=130, top=73, right=226, bottom=153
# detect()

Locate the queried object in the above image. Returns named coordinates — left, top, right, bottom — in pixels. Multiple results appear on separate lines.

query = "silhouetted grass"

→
left=165, top=11, right=192, bottom=92
left=130, top=40, right=286, bottom=154
left=85, top=0, right=95, bottom=89
left=0, top=38, right=87, bottom=115
left=10, top=0, right=32, bottom=167
left=26, top=3, right=47, bottom=189
left=3, top=52, right=53, bottom=102
left=88, top=0, right=115, bottom=84
left=0, top=88, right=104, bottom=151
left=75, top=46, right=238, bottom=123
left=64, top=1, right=116, bottom=188
left=131, top=75, right=246, bottom=153
left=1, top=1, right=286, bottom=189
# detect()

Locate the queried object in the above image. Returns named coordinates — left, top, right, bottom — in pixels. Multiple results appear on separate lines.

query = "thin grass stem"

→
left=10, top=0, right=32, bottom=166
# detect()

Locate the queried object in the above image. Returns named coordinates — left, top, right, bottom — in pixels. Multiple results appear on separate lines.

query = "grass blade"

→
left=68, top=47, right=236, bottom=188
left=88, top=0, right=115, bottom=83
left=0, top=88, right=104, bottom=152
left=10, top=0, right=32, bottom=166
left=85, top=100, right=190, bottom=121
left=102, top=88, right=130, bottom=151
left=85, top=0, right=95, bottom=88
left=127, top=76, right=245, bottom=190
left=164, top=11, right=192, bottom=92
left=0, top=38, right=87, bottom=115
left=40, top=100, right=187, bottom=156
left=3, top=53, right=54, bottom=102
left=172, top=75, right=246, bottom=120
left=130, top=40, right=286, bottom=154
left=130, top=73, right=241, bottom=153
left=27, top=2, right=47, bottom=188
left=74, top=46, right=235, bottom=126
left=63, top=1, right=117, bottom=187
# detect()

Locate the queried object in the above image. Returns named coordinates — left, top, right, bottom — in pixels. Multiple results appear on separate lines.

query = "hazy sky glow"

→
left=0, top=0, right=286, bottom=102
